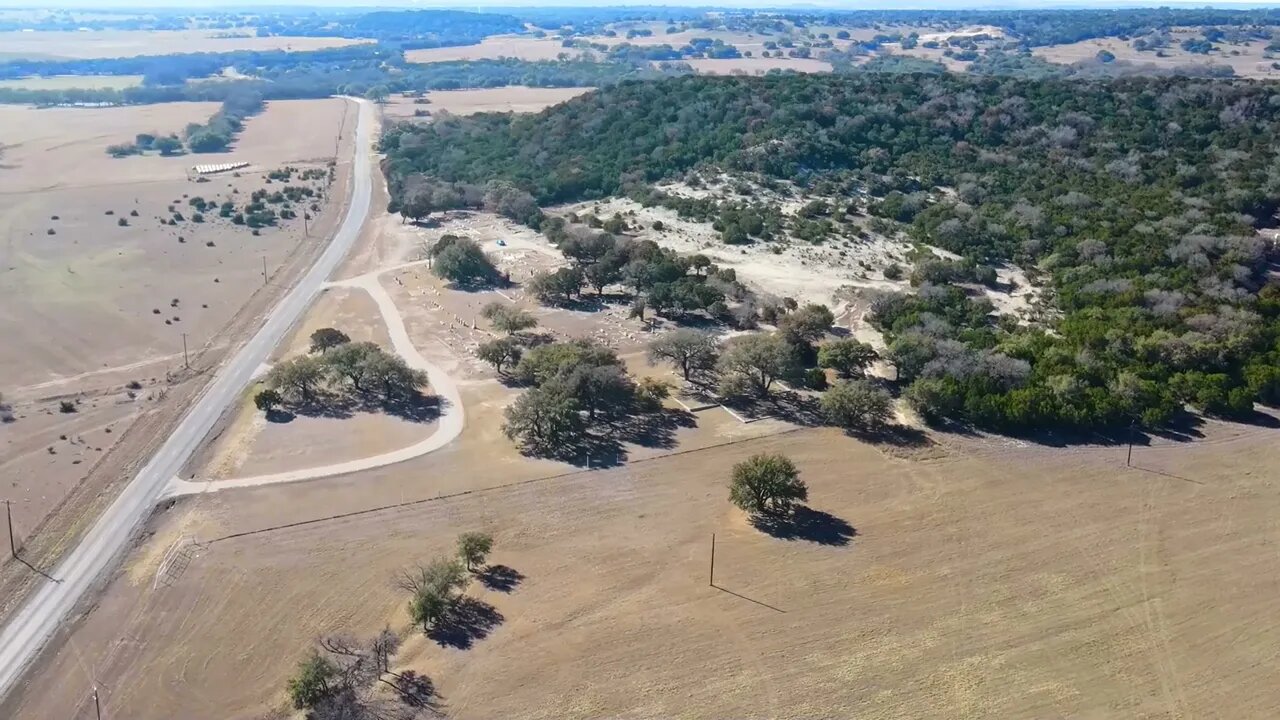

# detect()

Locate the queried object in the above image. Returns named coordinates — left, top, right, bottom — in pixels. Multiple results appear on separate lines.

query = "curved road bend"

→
left=165, top=266, right=466, bottom=496
left=0, top=97, right=375, bottom=701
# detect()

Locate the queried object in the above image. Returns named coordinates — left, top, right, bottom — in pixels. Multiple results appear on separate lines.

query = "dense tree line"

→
left=185, top=88, right=264, bottom=153
left=0, top=44, right=388, bottom=84
left=381, top=72, right=1280, bottom=432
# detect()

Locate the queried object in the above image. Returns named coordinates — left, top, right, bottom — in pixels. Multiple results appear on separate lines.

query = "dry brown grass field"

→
left=5, top=52, right=1280, bottom=720
left=380, top=87, right=594, bottom=120
left=0, top=74, right=144, bottom=90
left=404, top=36, right=580, bottom=64
left=5, top=409, right=1278, bottom=719
left=0, top=97, right=356, bottom=623
left=5, top=179, right=1280, bottom=718
left=1034, top=33, right=1280, bottom=78
left=0, top=29, right=368, bottom=61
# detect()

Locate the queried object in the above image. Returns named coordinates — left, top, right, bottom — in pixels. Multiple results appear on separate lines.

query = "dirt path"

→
left=164, top=260, right=464, bottom=496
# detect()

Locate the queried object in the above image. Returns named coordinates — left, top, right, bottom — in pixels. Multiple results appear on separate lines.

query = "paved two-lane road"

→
left=0, top=97, right=375, bottom=701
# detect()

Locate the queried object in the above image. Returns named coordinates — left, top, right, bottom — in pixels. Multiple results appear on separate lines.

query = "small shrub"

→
left=47, top=228, right=56, bottom=235
left=117, top=218, right=128, bottom=227
left=883, top=263, right=904, bottom=280
left=802, top=367, right=828, bottom=390
left=59, top=400, right=77, bottom=414
left=129, top=209, right=139, bottom=217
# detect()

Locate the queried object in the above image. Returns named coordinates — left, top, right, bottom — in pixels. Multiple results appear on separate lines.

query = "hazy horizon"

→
left=8, top=0, right=1280, bottom=11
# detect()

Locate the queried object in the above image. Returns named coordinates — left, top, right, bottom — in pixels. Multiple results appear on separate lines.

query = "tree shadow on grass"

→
left=390, top=670, right=439, bottom=710
left=750, top=506, right=856, bottom=547
left=610, top=407, right=696, bottom=450
left=287, top=390, right=354, bottom=420
left=427, top=597, right=504, bottom=650
left=264, top=408, right=295, bottom=424
left=559, top=407, right=699, bottom=468
left=844, top=423, right=932, bottom=449
left=377, top=391, right=445, bottom=424
left=550, top=431, right=626, bottom=469
left=476, top=564, right=524, bottom=593
left=723, top=389, right=824, bottom=426
left=284, top=390, right=444, bottom=425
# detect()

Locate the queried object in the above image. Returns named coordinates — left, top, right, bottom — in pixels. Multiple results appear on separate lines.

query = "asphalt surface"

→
left=0, top=97, right=374, bottom=702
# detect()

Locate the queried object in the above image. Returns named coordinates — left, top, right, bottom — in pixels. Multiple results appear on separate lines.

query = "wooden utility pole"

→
left=709, top=533, right=716, bottom=586
left=93, top=686, right=102, bottom=720
left=5, top=500, right=14, bottom=559
left=1126, top=419, right=1136, bottom=467
left=262, top=256, right=268, bottom=285
left=181, top=333, right=189, bottom=370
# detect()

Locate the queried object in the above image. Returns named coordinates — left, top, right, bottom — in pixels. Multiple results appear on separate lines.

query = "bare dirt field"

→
left=1034, top=33, right=1280, bottom=78
left=404, top=36, right=580, bottom=64
left=0, top=29, right=368, bottom=61
left=7, top=408, right=1279, bottom=719
left=380, top=87, right=593, bottom=120
left=0, top=96, right=356, bottom=624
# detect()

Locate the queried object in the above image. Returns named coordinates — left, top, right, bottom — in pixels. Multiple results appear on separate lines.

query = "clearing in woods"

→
left=1033, top=32, right=1280, bottom=78
left=404, top=36, right=580, bottom=63
left=379, top=86, right=594, bottom=119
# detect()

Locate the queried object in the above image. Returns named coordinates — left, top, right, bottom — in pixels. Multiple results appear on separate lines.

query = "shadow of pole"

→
left=1129, top=463, right=1205, bottom=486
left=15, top=555, right=60, bottom=584
left=710, top=584, right=786, bottom=614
